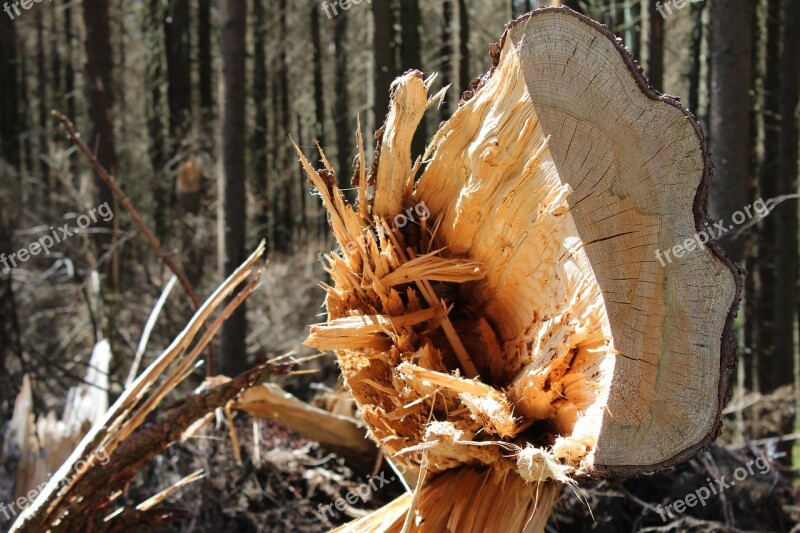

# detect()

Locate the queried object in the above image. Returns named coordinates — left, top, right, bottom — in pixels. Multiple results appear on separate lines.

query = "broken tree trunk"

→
left=301, top=7, right=740, bottom=532
left=10, top=244, right=271, bottom=532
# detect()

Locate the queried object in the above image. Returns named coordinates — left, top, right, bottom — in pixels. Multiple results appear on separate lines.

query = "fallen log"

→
left=234, top=383, right=377, bottom=471
left=301, top=6, right=741, bottom=532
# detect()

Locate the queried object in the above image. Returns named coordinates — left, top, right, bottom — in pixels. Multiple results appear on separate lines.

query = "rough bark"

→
left=219, top=0, right=248, bottom=377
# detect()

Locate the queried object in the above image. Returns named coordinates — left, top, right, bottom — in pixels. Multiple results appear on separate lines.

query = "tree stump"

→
left=301, top=7, right=741, bottom=532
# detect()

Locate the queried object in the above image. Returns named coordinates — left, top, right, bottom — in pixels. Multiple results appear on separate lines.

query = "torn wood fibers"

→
left=301, top=7, right=740, bottom=532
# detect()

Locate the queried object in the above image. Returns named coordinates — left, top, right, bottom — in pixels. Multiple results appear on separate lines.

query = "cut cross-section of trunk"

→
left=302, top=6, right=740, bottom=532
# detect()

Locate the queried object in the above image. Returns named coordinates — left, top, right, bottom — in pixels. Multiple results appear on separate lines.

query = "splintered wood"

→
left=301, top=7, right=739, bottom=532
left=300, top=58, right=614, bottom=487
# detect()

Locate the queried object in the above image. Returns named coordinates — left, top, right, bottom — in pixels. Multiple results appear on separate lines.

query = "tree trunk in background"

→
left=708, top=0, right=753, bottom=265
left=49, top=5, right=63, bottom=193
left=647, top=0, right=664, bottom=91
left=253, top=0, right=269, bottom=244
left=687, top=1, right=704, bottom=116
left=270, top=73, right=280, bottom=249
left=278, top=0, right=293, bottom=252
left=36, top=12, right=50, bottom=203
left=561, top=0, right=582, bottom=13
left=372, top=0, right=395, bottom=129
left=400, top=0, right=426, bottom=159
left=83, top=0, right=118, bottom=274
left=0, top=217, right=21, bottom=404
left=198, top=0, right=214, bottom=161
left=334, top=9, right=352, bottom=194
left=623, top=0, right=640, bottom=62
left=311, top=3, right=326, bottom=149
left=311, top=1, right=328, bottom=240
left=441, top=0, right=454, bottom=122
left=0, top=13, right=20, bottom=170
left=606, top=0, right=622, bottom=32
left=744, top=0, right=762, bottom=393
left=198, top=0, right=213, bottom=119
left=115, top=0, right=128, bottom=136
left=219, top=0, right=248, bottom=377
left=774, top=0, right=800, bottom=386
left=296, top=113, right=307, bottom=242
left=19, top=56, right=34, bottom=182
left=457, top=0, right=470, bottom=96
left=145, top=0, right=168, bottom=239
left=50, top=9, right=62, bottom=108
left=758, top=0, right=780, bottom=390
left=165, top=0, right=191, bottom=154
left=64, top=0, right=77, bottom=174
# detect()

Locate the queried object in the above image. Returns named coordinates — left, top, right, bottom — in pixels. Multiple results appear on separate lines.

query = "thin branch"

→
left=52, top=110, right=201, bottom=311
